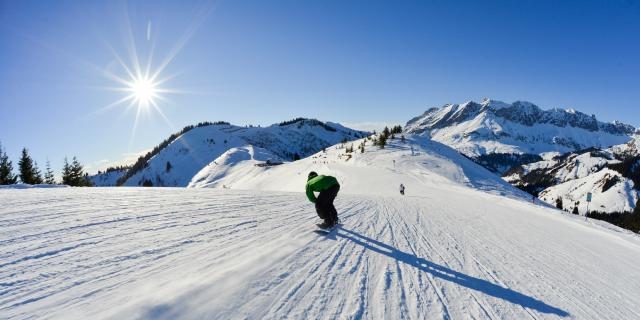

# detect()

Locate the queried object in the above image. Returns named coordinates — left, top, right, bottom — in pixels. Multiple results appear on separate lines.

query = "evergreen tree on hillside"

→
left=0, top=143, right=18, bottom=185
left=378, top=132, right=387, bottom=149
left=623, top=199, right=640, bottom=233
left=390, top=125, right=402, bottom=134
left=18, top=148, right=39, bottom=184
left=555, top=197, right=564, bottom=210
left=62, top=157, right=72, bottom=185
left=62, top=156, right=92, bottom=186
left=71, top=157, right=91, bottom=186
left=32, top=161, right=43, bottom=184
left=345, top=144, right=354, bottom=153
left=44, top=160, right=56, bottom=184
left=166, top=161, right=172, bottom=173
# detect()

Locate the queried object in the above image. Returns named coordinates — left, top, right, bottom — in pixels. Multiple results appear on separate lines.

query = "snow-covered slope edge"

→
left=188, top=145, right=283, bottom=188
left=118, top=119, right=367, bottom=187
left=191, top=134, right=533, bottom=203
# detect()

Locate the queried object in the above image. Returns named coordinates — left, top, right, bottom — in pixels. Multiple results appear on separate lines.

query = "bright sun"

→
left=94, top=14, right=205, bottom=148
left=129, top=76, right=157, bottom=106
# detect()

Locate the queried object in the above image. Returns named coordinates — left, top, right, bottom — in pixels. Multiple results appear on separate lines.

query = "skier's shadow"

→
left=335, top=227, right=570, bottom=317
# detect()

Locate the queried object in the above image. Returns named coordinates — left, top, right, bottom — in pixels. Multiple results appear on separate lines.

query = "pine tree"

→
left=61, top=156, right=91, bottom=186
left=62, top=157, right=72, bottom=185
left=70, top=156, right=91, bottom=186
left=71, top=157, right=83, bottom=185
left=378, top=132, right=387, bottom=149
left=32, top=161, right=43, bottom=184
left=166, top=161, right=172, bottom=173
left=18, top=148, right=38, bottom=184
left=555, top=197, right=563, bottom=210
left=0, top=143, right=18, bottom=185
left=382, top=126, right=390, bottom=138
left=44, top=160, right=56, bottom=184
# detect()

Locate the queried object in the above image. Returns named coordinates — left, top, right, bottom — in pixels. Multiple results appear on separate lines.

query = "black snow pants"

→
left=315, top=184, right=340, bottom=223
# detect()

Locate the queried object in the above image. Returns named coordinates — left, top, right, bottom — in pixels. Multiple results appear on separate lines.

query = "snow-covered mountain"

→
left=403, top=98, right=639, bottom=223
left=88, top=168, right=128, bottom=187
left=118, top=119, right=367, bottom=187
left=504, top=139, right=640, bottom=214
left=405, top=99, right=636, bottom=173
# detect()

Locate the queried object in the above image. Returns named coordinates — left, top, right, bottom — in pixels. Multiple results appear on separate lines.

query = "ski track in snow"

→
left=2, top=188, right=640, bottom=319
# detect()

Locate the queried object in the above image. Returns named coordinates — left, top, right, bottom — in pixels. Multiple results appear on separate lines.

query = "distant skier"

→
left=306, top=171, right=340, bottom=229
left=399, top=183, right=405, bottom=195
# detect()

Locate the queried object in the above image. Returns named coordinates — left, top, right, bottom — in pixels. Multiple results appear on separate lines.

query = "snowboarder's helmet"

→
left=308, top=171, right=318, bottom=180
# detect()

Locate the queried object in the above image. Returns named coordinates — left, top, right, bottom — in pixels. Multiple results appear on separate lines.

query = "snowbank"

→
left=0, top=183, right=70, bottom=189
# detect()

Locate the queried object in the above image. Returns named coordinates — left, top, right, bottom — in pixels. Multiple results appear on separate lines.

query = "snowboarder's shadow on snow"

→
left=335, top=227, right=570, bottom=317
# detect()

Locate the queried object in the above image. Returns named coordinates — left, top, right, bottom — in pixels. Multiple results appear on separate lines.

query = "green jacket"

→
left=305, top=175, right=339, bottom=203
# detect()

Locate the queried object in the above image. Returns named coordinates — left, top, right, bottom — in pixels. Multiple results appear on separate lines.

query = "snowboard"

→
left=314, top=222, right=340, bottom=234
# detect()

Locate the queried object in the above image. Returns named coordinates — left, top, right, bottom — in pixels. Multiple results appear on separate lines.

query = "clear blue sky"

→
left=1, top=0, right=639, bottom=174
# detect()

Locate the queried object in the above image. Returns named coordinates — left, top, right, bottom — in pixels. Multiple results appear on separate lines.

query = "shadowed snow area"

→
left=2, top=138, right=640, bottom=319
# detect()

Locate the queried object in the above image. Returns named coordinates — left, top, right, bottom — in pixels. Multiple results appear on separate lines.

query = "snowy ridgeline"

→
left=3, top=172, right=640, bottom=318
left=504, top=139, right=640, bottom=214
left=404, top=98, right=635, bottom=161
left=96, top=119, right=367, bottom=187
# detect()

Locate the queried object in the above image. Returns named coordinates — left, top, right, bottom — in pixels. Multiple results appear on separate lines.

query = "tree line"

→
left=0, top=142, right=92, bottom=186
left=371, top=125, right=404, bottom=149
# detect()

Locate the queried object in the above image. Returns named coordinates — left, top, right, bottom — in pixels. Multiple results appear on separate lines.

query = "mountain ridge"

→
left=106, top=118, right=367, bottom=187
left=407, top=99, right=636, bottom=135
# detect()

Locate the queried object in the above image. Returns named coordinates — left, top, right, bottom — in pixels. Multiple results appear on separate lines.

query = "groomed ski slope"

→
left=2, top=138, right=640, bottom=319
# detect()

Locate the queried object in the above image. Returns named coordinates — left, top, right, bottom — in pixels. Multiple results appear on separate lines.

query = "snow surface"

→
left=3, top=137, right=640, bottom=319
left=188, top=145, right=283, bottom=188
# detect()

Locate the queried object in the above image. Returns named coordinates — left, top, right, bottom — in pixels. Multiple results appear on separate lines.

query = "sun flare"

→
left=129, top=76, right=157, bottom=106
left=94, top=6, right=215, bottom=148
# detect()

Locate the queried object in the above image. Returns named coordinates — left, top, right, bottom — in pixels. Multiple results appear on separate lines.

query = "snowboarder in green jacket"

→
left=306, top=171, right=340, bottom=229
